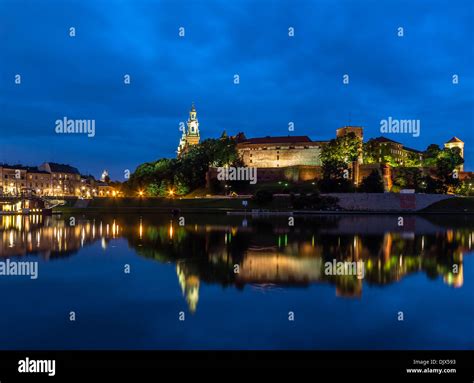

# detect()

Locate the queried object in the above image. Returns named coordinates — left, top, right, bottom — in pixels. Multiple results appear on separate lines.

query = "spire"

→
left=189, top=102, right=197, bottom=121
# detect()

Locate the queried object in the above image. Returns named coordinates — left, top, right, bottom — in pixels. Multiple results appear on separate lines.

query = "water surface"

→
left=0, top=213, right=472, bottom=350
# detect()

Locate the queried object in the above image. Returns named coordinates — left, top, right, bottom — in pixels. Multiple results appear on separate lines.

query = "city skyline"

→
left=1, top=0, right=473, bottom=179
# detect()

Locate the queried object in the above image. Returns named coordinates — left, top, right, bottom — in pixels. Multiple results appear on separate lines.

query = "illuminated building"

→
left=177, top=103, right=200, bottom=157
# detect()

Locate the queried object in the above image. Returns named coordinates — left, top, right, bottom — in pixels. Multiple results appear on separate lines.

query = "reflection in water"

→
left=1, top=214, right=472, bottom=313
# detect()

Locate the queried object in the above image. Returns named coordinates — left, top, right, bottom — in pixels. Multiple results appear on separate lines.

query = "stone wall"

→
left=239, top=144, right=323, bottom=168
left=325, top=193, right=453, bottom=212
left=207, top=165, right=323, bottom=185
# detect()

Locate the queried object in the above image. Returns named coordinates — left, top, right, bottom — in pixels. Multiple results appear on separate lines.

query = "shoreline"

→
left=52, top=206, right=474, bottom=215
left=47, top=194, right=474, bottom=215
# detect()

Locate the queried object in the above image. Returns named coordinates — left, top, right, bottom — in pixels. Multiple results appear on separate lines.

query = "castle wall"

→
left=238, top=144, right=323, bottom=168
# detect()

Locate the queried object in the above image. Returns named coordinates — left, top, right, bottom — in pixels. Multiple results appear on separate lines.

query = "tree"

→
left=358, top=170, right=384, bottom=193
left=455, top=179, right=474, bottom=196
left=124, top=137, right=242, bottom=197
left=362, top=140, right=380, bottom=164
left=319, top=134, right=359, bottom=192
left=404, top=151, right=422, bottom=167
left=423, top=144, right=441, bottom=167
left=393, top=168, right=424, bottom=191
left=320, top=133, right=360, bottom=165
left=434, top=147, right=463, bottom=193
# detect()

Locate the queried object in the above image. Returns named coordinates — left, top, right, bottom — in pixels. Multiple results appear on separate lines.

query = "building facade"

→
left=0, top=165, right=27, bottom=195
left=366, top=136, right=424, bottom=166
left=39, top=163, right=82, bottom=196
left=238, top=136, right=327, bottom=168
left=25, top=167, right=52, bottom=196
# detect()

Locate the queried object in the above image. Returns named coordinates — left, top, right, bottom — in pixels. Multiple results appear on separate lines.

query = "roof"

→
left=0, top=164, right=49, bottom=172
left=446, top=136, right=463, bottom=143
left=371, top=136, right=403, bottom=145
left=45, top=163, right=80, bottom=174
left=240, top=136, right=313, bottom=145
left=26, top=167, right=50, bottom=174
left=403, top=146, right=423, bottom=154
left=0, top=163, right=28, bottom=170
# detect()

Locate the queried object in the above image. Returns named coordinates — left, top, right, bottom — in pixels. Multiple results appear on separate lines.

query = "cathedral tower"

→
left=177, top=103, right=201, bottom=156
left=186, top=102, right=200, bottom=146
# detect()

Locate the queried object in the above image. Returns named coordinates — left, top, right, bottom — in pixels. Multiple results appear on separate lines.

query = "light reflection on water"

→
left=1, top=213, right=472, bottom=314
left=0, top=215, right=474, bottom=348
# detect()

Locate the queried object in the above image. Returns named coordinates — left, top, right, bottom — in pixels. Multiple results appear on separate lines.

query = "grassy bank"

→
left=54, top=197, right=292, bottom=214
left=53, top=195, right=474, bottom=214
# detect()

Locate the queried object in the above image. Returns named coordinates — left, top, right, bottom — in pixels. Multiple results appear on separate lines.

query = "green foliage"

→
left=320, top=133, right=360, bottom=192
left=362, top=140, right=379, bottom=164
left=363, top=140, right=399, bottom=166
left=124, top=137, right=241, bottom=196
left=434, top=147, right=463, bottom=192
left=358, top=170, right=384, bottom=193
left=390, top=185, right=401, bottom=193
left=404, top=151, right=422, bottom=167
left=321, top=133, right=360, bottom=165
left=455, top=179, right=474, bottom=196
left=423, top=144, right=441, bottom=167
left=393, top=167, right=424, bottom=191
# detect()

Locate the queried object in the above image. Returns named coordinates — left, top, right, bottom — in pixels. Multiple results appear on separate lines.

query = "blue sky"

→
left=0, top=0, right=473, bottom=179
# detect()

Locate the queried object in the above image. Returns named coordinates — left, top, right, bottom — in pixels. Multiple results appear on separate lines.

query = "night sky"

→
left=1, top=0, right=473, bottom=179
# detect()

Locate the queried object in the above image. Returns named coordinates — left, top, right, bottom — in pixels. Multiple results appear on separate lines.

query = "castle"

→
left=177, top=105, right=467, bottom=186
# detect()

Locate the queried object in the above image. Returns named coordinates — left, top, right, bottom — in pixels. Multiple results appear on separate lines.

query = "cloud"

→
left=0, top=0, right=472, bottom=178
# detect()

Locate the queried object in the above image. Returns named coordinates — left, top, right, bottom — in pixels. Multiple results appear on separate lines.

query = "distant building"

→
left=0, top=165, right=27, bottom=195
left=25, top=167, right=52, bottom=196
left=444, top=137, right=464, bottom=171
left=95, top=181, right=116, bottom=197
left=177, top=103, right=200, bottom=156
left=0, top=161, right=119, bottom=198
left=39, top=162, right=81, bottom=196
left=366, top=136, right=424, bottom=165
left=336, top=126, right=363, bottom=140
left=238, top=135, right=327, bottom=168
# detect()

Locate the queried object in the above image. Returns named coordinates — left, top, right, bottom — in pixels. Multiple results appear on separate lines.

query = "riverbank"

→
left=51, top=194, right=474, bottom=214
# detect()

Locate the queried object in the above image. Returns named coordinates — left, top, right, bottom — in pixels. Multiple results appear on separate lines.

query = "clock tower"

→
left=186, top=102, right=200, bottom=146
left=177, top=103, right=201, bottom=156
